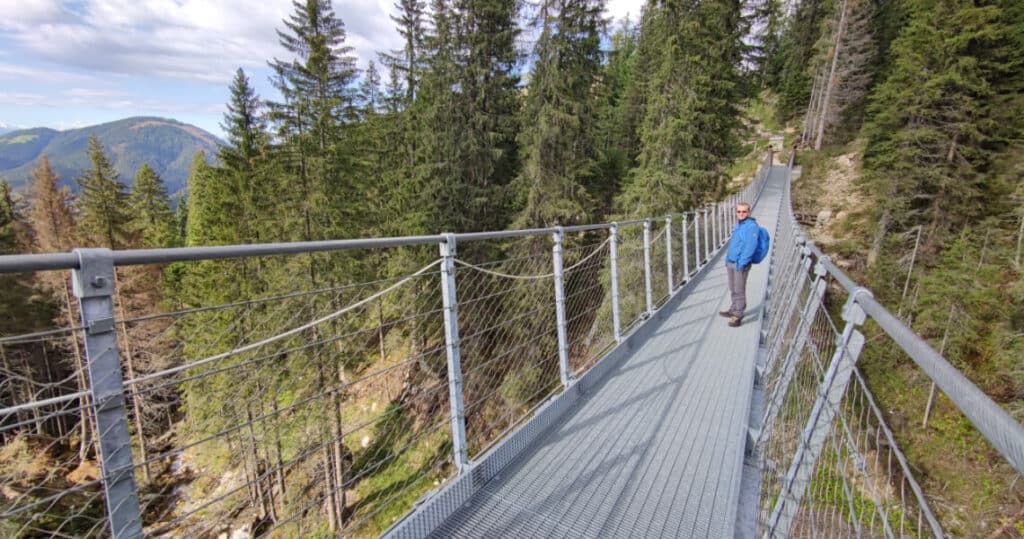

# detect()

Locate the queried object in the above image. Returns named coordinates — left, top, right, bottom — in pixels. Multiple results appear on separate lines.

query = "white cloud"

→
left=605, top=0, right=642, bottom=24
left=2, top=0, right=399, bottom=85
left=0, top=62, right=99, bottom=84
left=0, top=0, right=67, bottom=29
left=0, top=92, right=49, bottom=107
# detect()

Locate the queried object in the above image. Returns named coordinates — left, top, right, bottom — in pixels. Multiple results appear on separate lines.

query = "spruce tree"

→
left=416, top=0, right=522, bottom=235
left=513, top=0, right=605, bottom=228
left=773, top=0, right=830, bottom=121
left=220, top=68, right=274, bottom=244
left=382, top=0, right=428, bottom=106
left=618, top=0, right=745, bottom=216
left=130, top=164, right=176, bottom=248
left=77, top=135, right=130, bottom=249
left=861, top=0, right=1014, bottom=261
left=268, top=0, right=361, bottom=245
left=28, top=155, right=76, bottom=253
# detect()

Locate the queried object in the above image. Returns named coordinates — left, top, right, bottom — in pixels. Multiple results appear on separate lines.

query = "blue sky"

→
left=0, top=0, right=639, bottom=139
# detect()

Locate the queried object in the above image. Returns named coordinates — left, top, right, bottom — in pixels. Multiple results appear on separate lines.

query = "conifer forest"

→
left=1, top=0, right=1022, bottom=536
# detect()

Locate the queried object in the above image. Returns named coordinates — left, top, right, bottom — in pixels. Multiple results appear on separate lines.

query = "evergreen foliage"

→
left=76, top=135, right=131, bottom=248
left=861, top=0, right=1016, bottom=255
left=129, top=164, right=176, bottom=248
left=513, top=0, right=605, bottom=229
left=617, top=0, right=746, bottom=216
left=268, top=0, right=362, bottom=245
left=773, top=0, right=830, bottom=121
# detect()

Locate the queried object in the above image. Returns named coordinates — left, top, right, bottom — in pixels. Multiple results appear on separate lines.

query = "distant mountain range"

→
left=0, top=117, right=224, bottom=196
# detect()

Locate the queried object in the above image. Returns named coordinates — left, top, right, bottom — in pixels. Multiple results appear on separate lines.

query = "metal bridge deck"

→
left=426, top=167, right=788, bottom=538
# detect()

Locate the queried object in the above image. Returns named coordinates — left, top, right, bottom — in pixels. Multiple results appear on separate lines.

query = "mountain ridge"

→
left=0, top=117, right=224, bottom=196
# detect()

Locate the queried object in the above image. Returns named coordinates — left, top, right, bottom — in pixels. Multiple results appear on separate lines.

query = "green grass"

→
left=348, top=428, right=451, bottom=538
left=2, top=134, right=38, bottom=144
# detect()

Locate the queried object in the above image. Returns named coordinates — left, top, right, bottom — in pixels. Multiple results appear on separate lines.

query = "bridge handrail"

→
left=0, top=214, right=733, bottom=274
left=800, top=242, right=1024, bottom=476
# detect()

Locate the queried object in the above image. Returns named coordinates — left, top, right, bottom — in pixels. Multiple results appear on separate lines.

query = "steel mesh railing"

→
left=563, top=238, right=615, bottom=376
left=1, top=324, right=113, bottom=539
left=454, top=248, right=561, bottom=458
left=756, top=153, right=1024, bottom=537
left=0, top=153, right=773, bottom=538
left=0, top=202, right=729, bottom=538
left=616, top=223, right=649, bottom=336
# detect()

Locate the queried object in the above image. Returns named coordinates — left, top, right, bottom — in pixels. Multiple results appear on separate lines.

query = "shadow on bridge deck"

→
left=397, top=167, right=789, bottom=539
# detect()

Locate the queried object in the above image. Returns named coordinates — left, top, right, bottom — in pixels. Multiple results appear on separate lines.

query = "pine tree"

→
left=268, top=0, right=362, bottom=246
left=804, top=0, right=876, bottom=148
left=27, top=156, right=95, bottom=462
left=861, top=0, right=1015, bottom=262
left=773, top=0, right=830, bottom=122
left=358, top=60, right=384, bottom=116
left=382, top=0, right=428, bottom=107
left=184, top=152, right=237, bottom=246
left=77, top=135, right=130, bottom=249
left=416, top=0, right=522, bottom=235
left=0, top=180, right=46, bottom=329
left=513, top=0, right=605, bottom=229
left=28, top=155, right=76, bottom=254
left=219, top=68, right=275, bottom=244
left=618, top=0, right=745, bottom=216
left=130, top=164, right=176, bottom=248
left=596, top=16, right=644, bottom=200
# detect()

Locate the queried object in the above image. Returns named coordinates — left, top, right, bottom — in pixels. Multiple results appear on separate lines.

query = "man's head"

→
left=736, top=202, right=751, bottom=221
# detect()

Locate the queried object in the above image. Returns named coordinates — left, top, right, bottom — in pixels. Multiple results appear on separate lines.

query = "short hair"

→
left=737, top=201, right=751, bottom=210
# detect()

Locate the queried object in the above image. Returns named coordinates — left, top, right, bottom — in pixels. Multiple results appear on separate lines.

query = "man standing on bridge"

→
left=720, top=202, right=758, bottom=327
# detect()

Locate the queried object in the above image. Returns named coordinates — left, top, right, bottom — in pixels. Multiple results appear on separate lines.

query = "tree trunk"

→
left=62, top=277, right=95, bottom=462
left=802, top=70, right=822, bottom=144
left=244, top=404, right=269, bottom=520
left=41, top=345, right=67, bottom=439
left=116, top=298, right=150, bottom=483
left=814, top=0, right=848, bottom=150
left=317, top=353, right=341, bottom=534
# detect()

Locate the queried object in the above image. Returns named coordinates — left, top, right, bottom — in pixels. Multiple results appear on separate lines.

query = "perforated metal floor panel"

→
left=408, top=168, right=787, bottom=539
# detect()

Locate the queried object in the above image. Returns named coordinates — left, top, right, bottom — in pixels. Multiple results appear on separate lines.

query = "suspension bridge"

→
left=1, top=153, right=1022, bottom=538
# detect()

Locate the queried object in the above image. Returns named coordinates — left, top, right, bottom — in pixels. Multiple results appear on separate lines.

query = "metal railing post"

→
left=711, top=204, right=718, bottom=249
left=643, top=220, right=653, bottom=314
left=552, top=227, right=571, bottom=387
left=610, top=224, right=622, bottom=343
left=71, top=249, right=144, bottom=539
left=703, top=208, right=711, bottom=263
left=664, top=216, right=674, bottom=294
left=766, top=291, right=874, bottom=539
left=439, top=234, right=469, bottom=470
left=681, top=214, right=690, bottom=279
left=721, top=202, right=727, bottom=244
left=693, top=210, right=702, bottom=267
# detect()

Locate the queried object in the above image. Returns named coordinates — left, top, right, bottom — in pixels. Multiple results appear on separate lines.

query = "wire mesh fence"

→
left=755, top=165, right=964, bottom=537
left=649, top=225, right=670, bottom=309
left=562, top=236, right=615, bottom=377
left=2, top=163, right=769, bottom=538
left=1, top=320, right=113, bottom=539
left=615, top=223, right=649, bottom=336
left=453, top=245, right=561, bottom=459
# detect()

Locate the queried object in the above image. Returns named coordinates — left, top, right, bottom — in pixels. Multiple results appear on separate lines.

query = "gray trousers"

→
left=726, top=262, right=749, bottom=317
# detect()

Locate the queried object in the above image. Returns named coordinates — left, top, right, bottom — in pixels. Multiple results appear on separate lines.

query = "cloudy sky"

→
left=0, top=0, right=640, bottom=138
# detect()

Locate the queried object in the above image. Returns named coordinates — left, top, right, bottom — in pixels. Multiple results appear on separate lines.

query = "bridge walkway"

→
left=426, top=166, right=788, bottom=538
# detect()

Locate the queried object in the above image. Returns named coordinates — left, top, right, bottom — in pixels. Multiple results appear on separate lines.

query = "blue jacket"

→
left=726, top=217, right=759, bottom=271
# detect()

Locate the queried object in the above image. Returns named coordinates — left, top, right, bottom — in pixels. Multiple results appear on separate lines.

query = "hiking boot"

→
left=728, top=316, right=743, bottom=327
left=718, top=310, right=732, bottom=318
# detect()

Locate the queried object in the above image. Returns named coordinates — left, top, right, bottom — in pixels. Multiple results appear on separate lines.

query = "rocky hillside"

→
left=0, top=117, right=223, bottom=195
